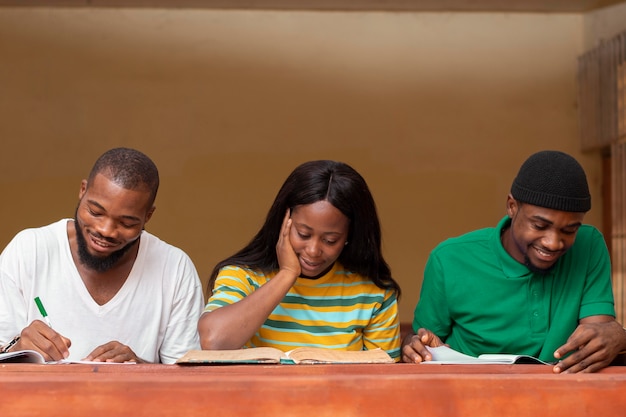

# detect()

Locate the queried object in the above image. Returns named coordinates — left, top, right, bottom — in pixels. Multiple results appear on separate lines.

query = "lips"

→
left=532, top=245, right=560, bottom=263
left=88, top=234, right=119, bottom=253
left=300, top=257, right=323, bottom=272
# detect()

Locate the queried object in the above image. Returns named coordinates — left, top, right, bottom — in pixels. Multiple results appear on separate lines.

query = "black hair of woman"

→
left=208, top=159, right=401, bottom=297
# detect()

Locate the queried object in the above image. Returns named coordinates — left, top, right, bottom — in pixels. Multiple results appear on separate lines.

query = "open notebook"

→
left=422, top=345, right=555, bottom=365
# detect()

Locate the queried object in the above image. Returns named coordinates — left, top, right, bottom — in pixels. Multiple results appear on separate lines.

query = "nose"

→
left=94, top=217, right=118, bottom=240
left=541, top=230, right=565, bottom=252
left=304, top=239, right=322, bottom=257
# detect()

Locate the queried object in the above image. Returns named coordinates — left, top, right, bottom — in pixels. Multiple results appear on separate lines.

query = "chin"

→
left=525, top=258, right=556, bottom=275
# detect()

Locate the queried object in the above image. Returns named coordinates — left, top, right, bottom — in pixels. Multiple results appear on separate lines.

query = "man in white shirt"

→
left=0, top=147, right=203, bottom=363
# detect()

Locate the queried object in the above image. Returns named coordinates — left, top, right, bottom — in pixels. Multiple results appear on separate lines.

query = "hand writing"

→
left=15, top=319, right=71, bottom=361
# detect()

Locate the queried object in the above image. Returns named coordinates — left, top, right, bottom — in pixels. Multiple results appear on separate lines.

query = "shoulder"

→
left=431, top=226, right=494, bottom=255
left=135, top=232, right=200, bottom=282
left=2, top=219, right=68, bottom=249
left=568, top=224, right=608, bottom=254
left=216, top=265, right=268, bottom=281
left=138, top=230, right=193, bottom=260
left=210, top=266, right=270, bottom=295
left=575, top=224, right=604, bottom=240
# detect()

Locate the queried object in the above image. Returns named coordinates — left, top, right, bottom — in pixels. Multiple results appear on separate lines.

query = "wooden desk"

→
left=1, top=363, right=625, bottom=416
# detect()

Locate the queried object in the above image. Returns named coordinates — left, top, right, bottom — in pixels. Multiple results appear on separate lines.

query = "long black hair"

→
left=208, top=160, right=400, bottom=296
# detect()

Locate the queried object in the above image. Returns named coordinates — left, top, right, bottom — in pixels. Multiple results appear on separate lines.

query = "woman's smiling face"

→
left=289, top=200, right=349, bottom=278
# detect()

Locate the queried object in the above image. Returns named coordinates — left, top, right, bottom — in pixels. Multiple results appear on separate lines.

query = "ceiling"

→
left=0, top=0, right=625, bottom=12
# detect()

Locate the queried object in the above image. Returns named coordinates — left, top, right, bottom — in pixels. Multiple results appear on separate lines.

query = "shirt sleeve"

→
left=0, top=232, right=32, bottom=344
left=204, top=266, right=260, bottom=313
left=579, top=227, right=615, bottom=319
left=158, top=255, right=205, bottom=364
left=412, top=251, right=453, bottom=340
left=362, top=288, right=401, bottom=361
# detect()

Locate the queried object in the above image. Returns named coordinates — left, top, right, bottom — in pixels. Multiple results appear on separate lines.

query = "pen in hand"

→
left=34, top=296, right=52, bottom=328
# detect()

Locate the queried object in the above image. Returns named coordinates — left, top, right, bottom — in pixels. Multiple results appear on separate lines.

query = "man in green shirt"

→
left=403, top=150, right=626, bottom=373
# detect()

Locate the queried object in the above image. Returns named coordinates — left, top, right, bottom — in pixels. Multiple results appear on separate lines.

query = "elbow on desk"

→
left=197, top=312, right=245, bottom=350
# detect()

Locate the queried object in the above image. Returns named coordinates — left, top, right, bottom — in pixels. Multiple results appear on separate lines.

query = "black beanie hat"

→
left=510, top=150, right=591, bottom=212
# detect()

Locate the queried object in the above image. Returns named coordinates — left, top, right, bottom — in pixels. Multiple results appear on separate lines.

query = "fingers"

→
left=84, top=341, right=139, bottom=363
left=277, top=209, right=292, bottom=248
left=553, top=327, right=586, bottom=362
left=18, top=320, right=71, bottom=361
left=280, top=209, right=291, bottom=237
left=276, top=209, right=300, bottom=277
left=553, top=321, right=623, bottom=373
left=553, top=347, right=611, bottom=374
left=417, top=328, right=445, bottom=348
left=401, top=328, right=443, bottom=363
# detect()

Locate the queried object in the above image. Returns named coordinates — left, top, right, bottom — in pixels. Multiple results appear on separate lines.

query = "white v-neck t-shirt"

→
left=0, top=219, right=203, bottom=364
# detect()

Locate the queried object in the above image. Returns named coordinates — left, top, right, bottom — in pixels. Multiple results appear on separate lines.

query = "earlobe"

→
left=78, top=179, right=88, bottom=199
left=505, top=194, right=517, bottom=218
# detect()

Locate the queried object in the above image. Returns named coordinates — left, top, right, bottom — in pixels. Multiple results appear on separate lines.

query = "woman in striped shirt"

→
left=198, top=160, right=402, bottom=360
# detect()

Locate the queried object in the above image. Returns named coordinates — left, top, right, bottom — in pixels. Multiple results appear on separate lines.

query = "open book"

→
left=422, top=345, right=555, bottom=365
left=0, top=349, right=45, bottom=364
left=176, top=347, right=395, bottom=365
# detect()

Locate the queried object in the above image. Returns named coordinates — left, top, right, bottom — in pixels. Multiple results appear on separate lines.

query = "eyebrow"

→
left=531, top=214, right=582, bottom=229
left=293, top=222, right=344, bottom=236
left=87, top=199, right=143, bottom=223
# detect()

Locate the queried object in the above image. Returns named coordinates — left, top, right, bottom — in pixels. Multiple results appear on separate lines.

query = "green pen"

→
left=34, top=296, right=52, bottom=328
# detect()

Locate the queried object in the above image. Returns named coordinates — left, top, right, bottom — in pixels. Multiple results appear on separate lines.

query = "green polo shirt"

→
left=413, top=216, right=615, bottom=362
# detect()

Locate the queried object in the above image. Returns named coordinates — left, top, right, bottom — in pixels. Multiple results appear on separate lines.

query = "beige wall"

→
left=583, top=1, right=626, bottom=49
left=0, top=8, right=599, bottom=323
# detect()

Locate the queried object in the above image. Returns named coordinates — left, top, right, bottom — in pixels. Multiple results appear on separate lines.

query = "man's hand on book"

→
left=401, top=328, right=445, bottom=363
left=83, top=341, right=143, bottom=363
left=553, top=318, right=626, bottom=373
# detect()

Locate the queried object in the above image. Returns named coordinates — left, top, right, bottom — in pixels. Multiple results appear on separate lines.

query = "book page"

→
left=0, top=349, right=45, bottom=364
left=55, top=359, right=137, bottom=365
left=478, top=354, right=553, bottom=365
left=423, top=346, right=550, bottom=365
left=176, top=347, right=285, bottom=364
left=422, top=346, right=492, bottom=364
left=286, top=347, right=394, bottom=364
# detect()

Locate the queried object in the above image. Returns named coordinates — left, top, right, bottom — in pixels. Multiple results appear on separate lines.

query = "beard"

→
left=524, top=255, right=555, bottom=276
left=74, top=212, right=139, bottom=273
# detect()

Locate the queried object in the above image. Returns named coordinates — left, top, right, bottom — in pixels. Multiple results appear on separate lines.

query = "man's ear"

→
left=78, top=179, right=88, bottom=199
left=505, top=194, right=518, bottom=218
left=145, top=206, right=156, bottom=224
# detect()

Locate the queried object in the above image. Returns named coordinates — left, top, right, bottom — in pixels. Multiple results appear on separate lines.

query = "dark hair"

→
left=88, top=147, right=160, bottom=207
left=209, top=160, right=401, bottom=297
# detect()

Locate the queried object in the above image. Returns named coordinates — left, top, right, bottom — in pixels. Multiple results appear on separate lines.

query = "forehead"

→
left=83, top=173, right=152, bottom=215
left=291, top=201, right=349, bottom=232
left=518, top=203, right=586, bottom=226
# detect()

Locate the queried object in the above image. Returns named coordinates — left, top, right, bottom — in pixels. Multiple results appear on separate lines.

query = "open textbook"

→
left=176, top=347, right=395, bottom=365
left=422, top=345, right=555, bottom=365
